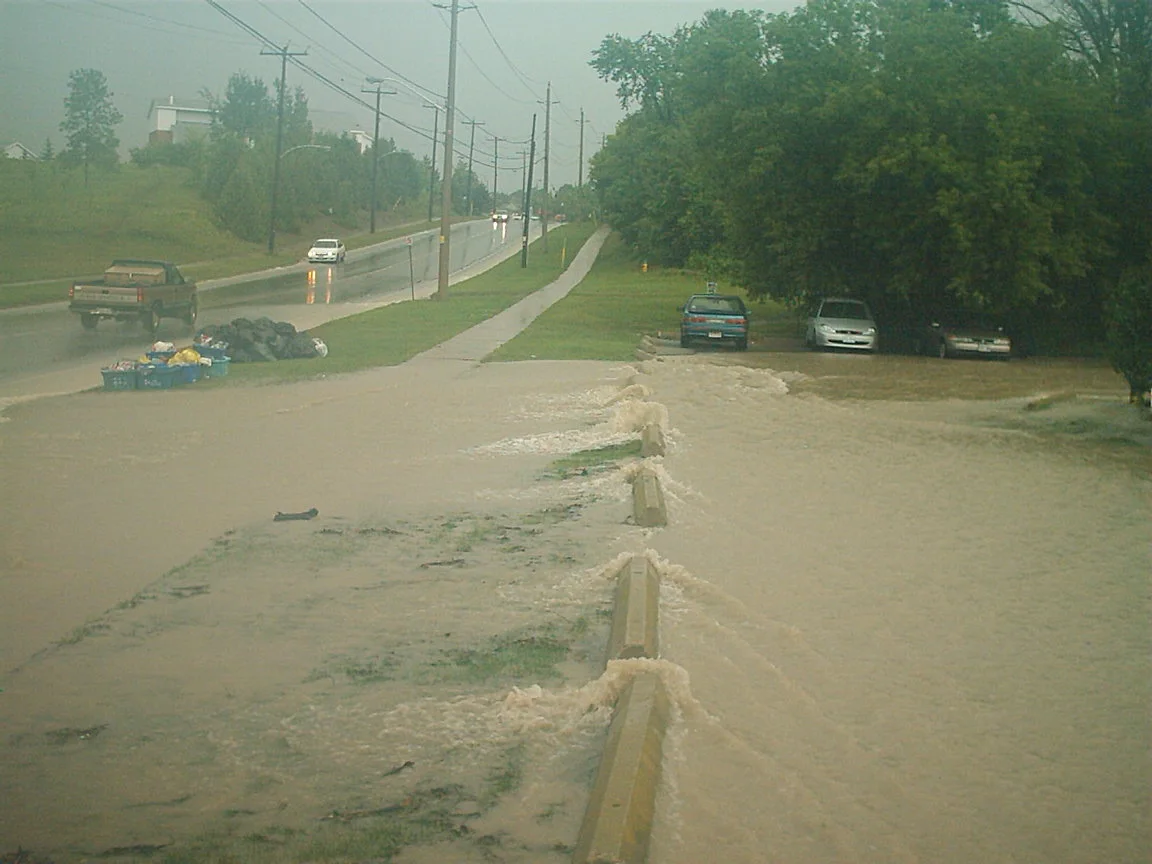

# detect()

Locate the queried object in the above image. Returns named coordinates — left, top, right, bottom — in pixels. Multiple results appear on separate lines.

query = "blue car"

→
left=680, top=294, right=749, bottom=351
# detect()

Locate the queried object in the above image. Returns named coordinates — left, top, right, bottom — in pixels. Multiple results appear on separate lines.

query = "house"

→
left=3, top=142, right=38, bottom=160
left=349, top=129, right=373, bottom=154
left=147, top=95, right=214, bottom=145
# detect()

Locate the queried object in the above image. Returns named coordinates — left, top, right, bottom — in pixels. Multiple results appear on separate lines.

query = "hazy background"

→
left=0, top=0, right=797, bottom=192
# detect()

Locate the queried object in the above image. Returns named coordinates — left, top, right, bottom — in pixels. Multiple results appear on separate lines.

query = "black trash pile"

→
left=195, top=317, right=327, bottom=363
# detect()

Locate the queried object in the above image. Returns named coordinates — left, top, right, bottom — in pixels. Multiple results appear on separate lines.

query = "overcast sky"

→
left=1, top=0, right=800, bottom=191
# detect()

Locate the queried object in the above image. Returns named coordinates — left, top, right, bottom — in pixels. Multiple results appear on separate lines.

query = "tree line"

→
left=588, top=0, right=1150, bottom=382
left=48, top=68, right=503, bottom=242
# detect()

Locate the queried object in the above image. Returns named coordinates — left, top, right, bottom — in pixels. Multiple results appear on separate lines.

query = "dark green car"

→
left=679, top=294, right=749, bottom=351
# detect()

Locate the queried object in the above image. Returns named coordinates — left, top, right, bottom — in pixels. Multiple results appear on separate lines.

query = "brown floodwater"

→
left=0, top=347, right=1148, bottom=863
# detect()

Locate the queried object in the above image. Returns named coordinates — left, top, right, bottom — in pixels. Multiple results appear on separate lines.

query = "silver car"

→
left=806, top=298, right=878, bottom=352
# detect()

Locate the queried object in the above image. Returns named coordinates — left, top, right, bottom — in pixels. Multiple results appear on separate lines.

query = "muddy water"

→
left=0, top=350, right=1149, bottom=862
left=640, top=353, right=1150, bottom=864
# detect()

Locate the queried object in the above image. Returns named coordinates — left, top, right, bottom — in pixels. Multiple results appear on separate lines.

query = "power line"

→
left=295, top=0, right=444, bottom=104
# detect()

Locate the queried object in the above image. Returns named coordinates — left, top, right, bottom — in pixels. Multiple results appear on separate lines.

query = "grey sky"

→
left=0, top=0, right=798, bottom=191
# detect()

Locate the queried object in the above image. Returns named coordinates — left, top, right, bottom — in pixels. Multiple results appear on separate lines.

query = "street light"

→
left=268, top=145, right=331, bottom=254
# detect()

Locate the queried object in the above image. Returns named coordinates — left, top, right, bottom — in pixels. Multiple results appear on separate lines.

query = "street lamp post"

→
left=268, top=144, right=331, bottom=255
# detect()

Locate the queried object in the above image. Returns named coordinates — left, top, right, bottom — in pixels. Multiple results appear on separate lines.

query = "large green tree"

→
left=590, top=0, right=1134, bottom=351
left=60, top=68, right=122, bottom=185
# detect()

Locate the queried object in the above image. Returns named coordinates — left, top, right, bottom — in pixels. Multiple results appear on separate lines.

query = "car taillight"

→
left=688, top=315, right=708, bottom=323
left=68, top=284, right=75, bottom=299
left=726, top=318, right=745, bottom=326
left=137, top=287, right=144, bottom=303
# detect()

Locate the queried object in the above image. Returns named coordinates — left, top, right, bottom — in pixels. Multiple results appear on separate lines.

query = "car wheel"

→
left=80, top=312, right=98, bottom=330
left=183, top=297, right=198, bottom=331
left=680, top=330, right=690, bottom=349
left=736, top=337, right=748, bottom=351
left=142, top=305, right=162, bottom=335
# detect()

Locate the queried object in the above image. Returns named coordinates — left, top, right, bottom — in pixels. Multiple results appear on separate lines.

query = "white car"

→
left=307, top=238, right=346, bottom=264
left=805, top=297, right=879, bottom=352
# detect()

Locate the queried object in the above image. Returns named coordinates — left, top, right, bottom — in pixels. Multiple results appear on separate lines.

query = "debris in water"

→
left=274, top=508, right=319, bottom=522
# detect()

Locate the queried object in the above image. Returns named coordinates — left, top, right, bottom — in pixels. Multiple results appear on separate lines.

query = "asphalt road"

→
left=0, top=218, right=535, bottom=399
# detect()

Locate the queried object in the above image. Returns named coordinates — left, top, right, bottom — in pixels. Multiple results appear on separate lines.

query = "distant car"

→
left=307, top=238, right=346, bottom=264
left=918, top=313, right=1012, bottom=359
left=491, top=210, right=510, bottom=223
left=680, top=293, right=749, bottom=351
left=806, top=297, right=878, bottom=352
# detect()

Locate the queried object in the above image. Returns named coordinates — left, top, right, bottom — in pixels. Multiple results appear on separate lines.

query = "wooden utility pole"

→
left=539, top=82, right=557, bottom=251
left=424, top=103, right=439, bottom=222
left=491, top=134, right=499, bottom=208
left=464, top=119, right=484, bottom=216
left=262, top=44, right=307, bottom=254
left=520, top=114, right=536, bottom=268
left=578, top=108, right=585, bottom=188
left=362, top=80, right=396, bottom=234
left=436, top=0, right=460, bottom=299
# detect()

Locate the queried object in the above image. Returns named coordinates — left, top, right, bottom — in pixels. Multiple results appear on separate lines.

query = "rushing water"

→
left=0, top=351, right=1147, bottom=862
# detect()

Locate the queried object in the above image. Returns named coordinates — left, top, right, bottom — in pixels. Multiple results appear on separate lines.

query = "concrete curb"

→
left=639, top=423, right=665, bottom=458
left=573, top=670, right=671, bottom=864
left=606, top=555, right=661, bottom=662
left=631, top=468, right=667, bottom=528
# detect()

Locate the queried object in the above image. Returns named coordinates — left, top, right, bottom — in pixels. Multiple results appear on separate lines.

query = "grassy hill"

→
left=0, top=160, right=425, bottom=307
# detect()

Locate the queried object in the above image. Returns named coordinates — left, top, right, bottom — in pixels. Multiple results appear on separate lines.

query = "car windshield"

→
left=314, top=240, right=337, bottom=248
left=688, top=297, right=745, bottom=314
left=820, top=301, right=870, bottom=320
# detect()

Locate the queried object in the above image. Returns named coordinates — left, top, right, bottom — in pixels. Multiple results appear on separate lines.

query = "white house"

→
left=147, top=96, right=214, bottom=145
left=3, top=142, right=38, bottom=160
left=349, top=129, right=373, bottom=154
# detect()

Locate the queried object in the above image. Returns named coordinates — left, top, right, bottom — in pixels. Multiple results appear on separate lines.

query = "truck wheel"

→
left=183, top=297, right=198, bottom=331
left=142, top=305, right=162, bottom=335
left=80, top=313, right=98, bottom=330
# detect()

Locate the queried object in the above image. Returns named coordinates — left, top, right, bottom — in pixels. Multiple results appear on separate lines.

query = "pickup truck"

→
left=69, top=260, right=198, bottom=334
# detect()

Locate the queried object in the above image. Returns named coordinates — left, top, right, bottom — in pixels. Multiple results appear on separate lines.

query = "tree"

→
left=204, top=73, right=275, bottom=143
left=40, top=138, right=54, bottom=161
left=1104, top=264, right=1152, bottom=403
left=59, top=68, right=122, bottom=184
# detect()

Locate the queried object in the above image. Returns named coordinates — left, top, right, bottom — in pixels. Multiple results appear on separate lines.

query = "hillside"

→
left=0, top=160, right=268, bottom=284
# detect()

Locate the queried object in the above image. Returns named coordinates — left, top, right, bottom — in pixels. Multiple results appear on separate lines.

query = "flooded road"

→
left=0, top=218, right=527, bottom=383
left=0, top=329, right=1148, bottom=861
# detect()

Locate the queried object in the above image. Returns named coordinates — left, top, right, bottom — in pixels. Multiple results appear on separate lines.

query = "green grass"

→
left=487, top=232, right=797, bottom=361
left=205, top=221, right=600, bottom=385
left=0, top=159, right=438, bottom=307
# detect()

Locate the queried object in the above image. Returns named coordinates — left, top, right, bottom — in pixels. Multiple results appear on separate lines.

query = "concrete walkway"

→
left=409, top=226, right=611, bottom=364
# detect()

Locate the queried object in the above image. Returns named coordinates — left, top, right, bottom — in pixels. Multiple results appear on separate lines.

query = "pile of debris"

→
left=195, top=317, right=327, bottom=363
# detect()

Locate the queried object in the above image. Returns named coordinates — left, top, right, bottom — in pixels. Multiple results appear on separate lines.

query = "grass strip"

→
left=211, top=221, right=599, bottom=385
left=486, top=233, right=798, bottom=362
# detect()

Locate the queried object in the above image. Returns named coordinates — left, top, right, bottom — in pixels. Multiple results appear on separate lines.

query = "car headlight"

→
left=864, top=327, right=876, bottom=335
left=819, top=323, right=835, bottom=334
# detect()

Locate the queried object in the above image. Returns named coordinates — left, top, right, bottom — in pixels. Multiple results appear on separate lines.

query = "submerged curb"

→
left=575, top=553, right=666, bottom=864
left=631, top=468, right=667, bottom=528
left=607, top=556, right=661, bottom=663
left=573, top=670, right=671, bottom=864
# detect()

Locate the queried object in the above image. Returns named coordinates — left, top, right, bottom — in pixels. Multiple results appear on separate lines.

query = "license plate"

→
left=708, top=331, right=722, bottom=339
left=95, top=308, right=114, bottom=316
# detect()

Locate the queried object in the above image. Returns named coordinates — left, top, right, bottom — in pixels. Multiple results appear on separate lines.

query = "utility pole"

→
left=363, top=80, right=396, bottom=234
left=519, top=149, right=527, bottom=207
left=520, top=114, right=536, bottom=268
left=262, top=44, right=307, bottom=254
left=464, top=119, right=484, bottom=216
left=578, top=108, right=585, bottom=188
left=538, top=82, right=557, bottom=251
left=491, top=134, right=499, bottom=209
left=424, top=103, right=439, bottom=222
left=436, top=0, right=461, bottom=299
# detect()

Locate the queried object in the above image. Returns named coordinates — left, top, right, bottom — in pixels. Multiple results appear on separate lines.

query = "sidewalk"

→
left=0, top=223, right=595, bottom=404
